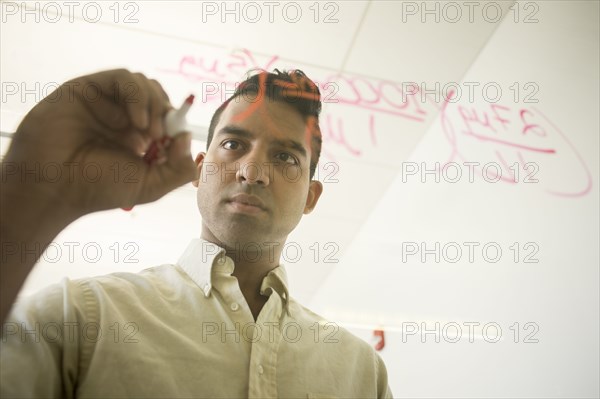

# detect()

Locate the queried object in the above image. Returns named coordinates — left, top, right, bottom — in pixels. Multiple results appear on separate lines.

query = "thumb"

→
left=142, top=132, right=196, bottom=201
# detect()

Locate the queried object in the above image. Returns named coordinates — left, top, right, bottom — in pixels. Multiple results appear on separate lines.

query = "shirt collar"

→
left=177, top=238, right=290, bottom=313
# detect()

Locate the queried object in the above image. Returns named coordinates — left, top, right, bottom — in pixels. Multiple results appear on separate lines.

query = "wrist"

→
left=1, top=171, right=81, bottom=234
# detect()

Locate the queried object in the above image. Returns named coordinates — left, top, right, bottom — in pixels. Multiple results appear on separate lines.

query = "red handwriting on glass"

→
left=322, top=74, right=428, bottom=123
left=440, top=90, right=592, bottom=196
left=160, top=49, right=440, bottom=161
left=168, top=49, right=280, bottom=87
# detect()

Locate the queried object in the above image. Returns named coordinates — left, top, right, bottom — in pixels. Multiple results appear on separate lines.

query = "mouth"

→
left=227, top=194, right=267, bottom=214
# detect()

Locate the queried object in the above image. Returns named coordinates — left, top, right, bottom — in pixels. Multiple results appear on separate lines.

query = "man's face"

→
left=193, top=97, right=323, bottom=249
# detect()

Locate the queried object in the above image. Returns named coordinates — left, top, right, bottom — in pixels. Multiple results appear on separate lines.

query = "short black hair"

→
left=207, top=69, right=322, bottom=180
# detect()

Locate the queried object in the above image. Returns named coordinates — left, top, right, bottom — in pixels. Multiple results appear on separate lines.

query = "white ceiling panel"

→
left=345, top=0, right=514, bottom=84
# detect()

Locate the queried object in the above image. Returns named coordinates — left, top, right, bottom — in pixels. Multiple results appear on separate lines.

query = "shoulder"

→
left=75, top=263, right=190, bottom=294
left=72, top=263, right=199, bottom=314
left=287, top=299, right=392, bottom=396
left=9, top=264, right=192, bottom=322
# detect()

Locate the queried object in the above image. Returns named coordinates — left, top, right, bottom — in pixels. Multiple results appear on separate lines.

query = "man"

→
left=1, top=69, right=392, bottom=397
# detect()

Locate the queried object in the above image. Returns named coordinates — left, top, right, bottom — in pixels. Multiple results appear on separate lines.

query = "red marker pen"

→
left=142, top=94, right=195, bottom=164
left=122, top=94, right=195, bottom=211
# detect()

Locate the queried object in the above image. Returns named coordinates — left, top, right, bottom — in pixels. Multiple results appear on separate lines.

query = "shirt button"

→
left=257, top=365, right=264, bottom=375
left=230, top=302, right=239, bottom=311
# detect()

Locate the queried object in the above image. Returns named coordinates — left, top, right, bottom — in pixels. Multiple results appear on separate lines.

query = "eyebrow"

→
left=217, top=125, right=308, bottom=159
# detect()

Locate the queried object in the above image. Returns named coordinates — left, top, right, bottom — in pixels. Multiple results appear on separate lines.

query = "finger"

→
left=163, top=132, right=196, bottom=184
left=78, top=70, right=167, bottom=155
left=124, top=72, right=151, bottom=131
left=77, top=69, right=149, bottom=131
left=147, top=79, right=173, bottom=140
left=141, top=132, right=196, bottom=202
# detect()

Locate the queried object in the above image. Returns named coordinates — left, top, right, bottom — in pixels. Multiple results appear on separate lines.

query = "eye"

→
left=276, top=152, right=299, bottom=165
left=222, top=140, right=241, bottom=150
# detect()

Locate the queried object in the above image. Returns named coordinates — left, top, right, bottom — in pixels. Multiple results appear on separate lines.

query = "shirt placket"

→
left=247, top=292, right=283, bottom=398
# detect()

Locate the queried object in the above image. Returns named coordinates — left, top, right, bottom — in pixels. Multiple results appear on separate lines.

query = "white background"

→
left=1, top=1, right=598, bottom=397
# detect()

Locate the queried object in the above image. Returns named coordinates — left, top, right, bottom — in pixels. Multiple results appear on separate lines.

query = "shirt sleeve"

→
left=375, top=352, right=394, bottom=398
left=1, top=278, right=84, bottom=399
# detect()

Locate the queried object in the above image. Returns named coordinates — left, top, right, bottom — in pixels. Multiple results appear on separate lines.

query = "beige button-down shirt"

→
left=1, top=239, right=392, bottom=398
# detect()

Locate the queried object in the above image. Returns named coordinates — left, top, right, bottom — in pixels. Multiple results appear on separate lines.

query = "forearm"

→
left=0, top=171, right=79, bottom=323
left=0, top=69, right=193, bottom=324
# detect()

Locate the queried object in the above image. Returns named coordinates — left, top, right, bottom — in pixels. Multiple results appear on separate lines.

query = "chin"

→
left=217, top=224, right=272, bottom=248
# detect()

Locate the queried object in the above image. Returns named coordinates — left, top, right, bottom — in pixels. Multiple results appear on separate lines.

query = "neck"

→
left=228, top=246, right=283, bottom=321
left=201, top=230, right=284, bottom=319
left=228, top=246, right=278, bottom=290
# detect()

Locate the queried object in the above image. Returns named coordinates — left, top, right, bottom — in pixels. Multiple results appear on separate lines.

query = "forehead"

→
left=215, top=97, right=308, bottom=144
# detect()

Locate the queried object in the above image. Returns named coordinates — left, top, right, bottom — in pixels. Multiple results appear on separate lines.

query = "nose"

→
left=236, top=154, right=271, bottom=186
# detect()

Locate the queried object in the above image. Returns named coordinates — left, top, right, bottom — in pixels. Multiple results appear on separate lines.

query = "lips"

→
left=228, top=193, right=267, bottom=211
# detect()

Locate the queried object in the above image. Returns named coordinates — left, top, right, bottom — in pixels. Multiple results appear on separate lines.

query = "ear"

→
left=192, top=152, right=206, bottom=187
left=303, top=180, right=323, bottom=214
